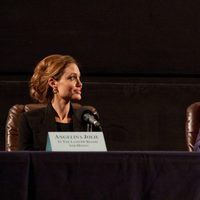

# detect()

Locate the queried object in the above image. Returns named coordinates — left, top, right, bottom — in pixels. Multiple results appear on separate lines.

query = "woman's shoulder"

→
left=22, top=106, right=46, bottom=119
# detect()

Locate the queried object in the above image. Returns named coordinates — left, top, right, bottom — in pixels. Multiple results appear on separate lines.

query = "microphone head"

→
left=75, top=105, right=99, bottom=122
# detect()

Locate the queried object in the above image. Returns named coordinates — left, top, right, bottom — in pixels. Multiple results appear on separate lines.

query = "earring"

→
left=53, top=87, right=58, bottom=94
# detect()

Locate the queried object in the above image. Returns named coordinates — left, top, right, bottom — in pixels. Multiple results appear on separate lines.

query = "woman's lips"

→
left=75, top=90, right=81, bottom=94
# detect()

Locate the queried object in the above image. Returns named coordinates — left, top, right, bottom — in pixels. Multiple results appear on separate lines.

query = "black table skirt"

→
left=0, top=151, right=200, bottom=200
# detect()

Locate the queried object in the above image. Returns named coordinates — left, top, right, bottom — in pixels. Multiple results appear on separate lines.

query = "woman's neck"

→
left=51, top=99, right=71, bottom=123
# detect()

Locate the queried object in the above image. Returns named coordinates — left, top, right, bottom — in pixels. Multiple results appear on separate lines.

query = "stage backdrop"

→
left=1, top=0, right=200, bottom=76
left=1, top=1, right=200, bottom=150
left=1, top=81, right=200, bottom=151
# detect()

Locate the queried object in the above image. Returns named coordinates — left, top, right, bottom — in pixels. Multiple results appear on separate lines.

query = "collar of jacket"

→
left=43, top=101, right=85, bottom=132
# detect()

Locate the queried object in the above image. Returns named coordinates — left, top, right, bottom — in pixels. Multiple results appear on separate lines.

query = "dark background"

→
left=1, top=0, right=200, bottom=150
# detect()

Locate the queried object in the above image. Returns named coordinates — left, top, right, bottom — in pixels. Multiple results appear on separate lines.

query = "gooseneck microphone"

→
left=82, top=113, right=101, bottom=128
left=76, top=106, right=102, bottom=131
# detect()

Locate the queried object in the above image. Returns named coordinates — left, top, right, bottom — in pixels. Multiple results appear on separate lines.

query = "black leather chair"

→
left=185, top=102, right=200, bottom=151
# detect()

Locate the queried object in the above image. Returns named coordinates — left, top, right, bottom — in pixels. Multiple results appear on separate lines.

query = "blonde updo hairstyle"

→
left=30, top=54, right=78, bottom=104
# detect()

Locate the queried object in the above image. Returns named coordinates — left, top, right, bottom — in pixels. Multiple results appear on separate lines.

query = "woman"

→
left=19, top=54, right=98, bottom=150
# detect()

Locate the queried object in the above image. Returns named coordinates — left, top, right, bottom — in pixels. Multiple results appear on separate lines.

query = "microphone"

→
left=82, top=113, right=101, bottom=128
left=76, top=106, right=102, bottom=130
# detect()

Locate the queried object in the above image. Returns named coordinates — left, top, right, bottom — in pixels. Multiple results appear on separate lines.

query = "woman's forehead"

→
left=63, top=63, right=80, bottom=75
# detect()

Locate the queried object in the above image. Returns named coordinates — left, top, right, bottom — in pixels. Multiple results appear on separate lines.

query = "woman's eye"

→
left=68, top=76, right=77, bottom=81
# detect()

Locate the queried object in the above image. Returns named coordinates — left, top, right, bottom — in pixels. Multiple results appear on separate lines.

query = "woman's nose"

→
left=76, top=78, right=82, bottom=87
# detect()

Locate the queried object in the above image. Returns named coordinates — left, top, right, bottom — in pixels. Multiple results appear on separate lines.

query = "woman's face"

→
left=53, top=63, right=82, bottom=101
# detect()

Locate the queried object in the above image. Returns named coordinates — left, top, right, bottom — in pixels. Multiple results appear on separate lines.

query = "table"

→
left=1, top=151, right=200, bottom=200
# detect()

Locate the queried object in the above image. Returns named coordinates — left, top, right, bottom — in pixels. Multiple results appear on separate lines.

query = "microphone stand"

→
left=86, top=123, right=93, bottom=132
left=86, top=123, right=102, bottom=132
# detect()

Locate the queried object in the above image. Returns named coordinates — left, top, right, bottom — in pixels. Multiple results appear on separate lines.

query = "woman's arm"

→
left=18, top=113, right=34, bottom=150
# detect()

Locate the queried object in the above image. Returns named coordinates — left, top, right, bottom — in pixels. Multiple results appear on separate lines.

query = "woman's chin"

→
left=71, top=95, right=81, bottom=101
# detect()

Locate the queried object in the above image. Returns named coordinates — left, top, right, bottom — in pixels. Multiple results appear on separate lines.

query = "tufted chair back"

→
left=185, top=102, right=200, bottom=151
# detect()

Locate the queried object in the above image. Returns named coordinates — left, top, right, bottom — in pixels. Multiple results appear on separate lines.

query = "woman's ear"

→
left=48, top=77, right=58, bottom=94
left=48, top=77, right=57, bottom=88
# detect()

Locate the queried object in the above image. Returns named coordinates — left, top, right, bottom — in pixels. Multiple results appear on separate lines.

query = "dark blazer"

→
left=19, top=103, right=88, bottom=150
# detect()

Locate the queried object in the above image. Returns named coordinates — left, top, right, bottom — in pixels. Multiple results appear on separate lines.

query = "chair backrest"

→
left=5, top=103, right=83, bottom=151
left=185, top=102, right=200, bottom=151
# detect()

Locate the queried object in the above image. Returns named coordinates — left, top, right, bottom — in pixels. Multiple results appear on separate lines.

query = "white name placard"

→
left=46, top=132, right=107, bottom=152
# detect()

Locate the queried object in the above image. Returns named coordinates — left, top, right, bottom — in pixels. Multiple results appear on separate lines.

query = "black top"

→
left=56, top=122, right=73, bottom=131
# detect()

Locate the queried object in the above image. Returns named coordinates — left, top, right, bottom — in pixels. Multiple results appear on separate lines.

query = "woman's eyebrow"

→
left=66, top=73, right=81, bottom=78
left=68, top=73, right=81, bottom=76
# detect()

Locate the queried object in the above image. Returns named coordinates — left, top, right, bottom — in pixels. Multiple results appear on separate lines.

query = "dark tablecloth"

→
left=1, top=151, right=200, bottom=200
